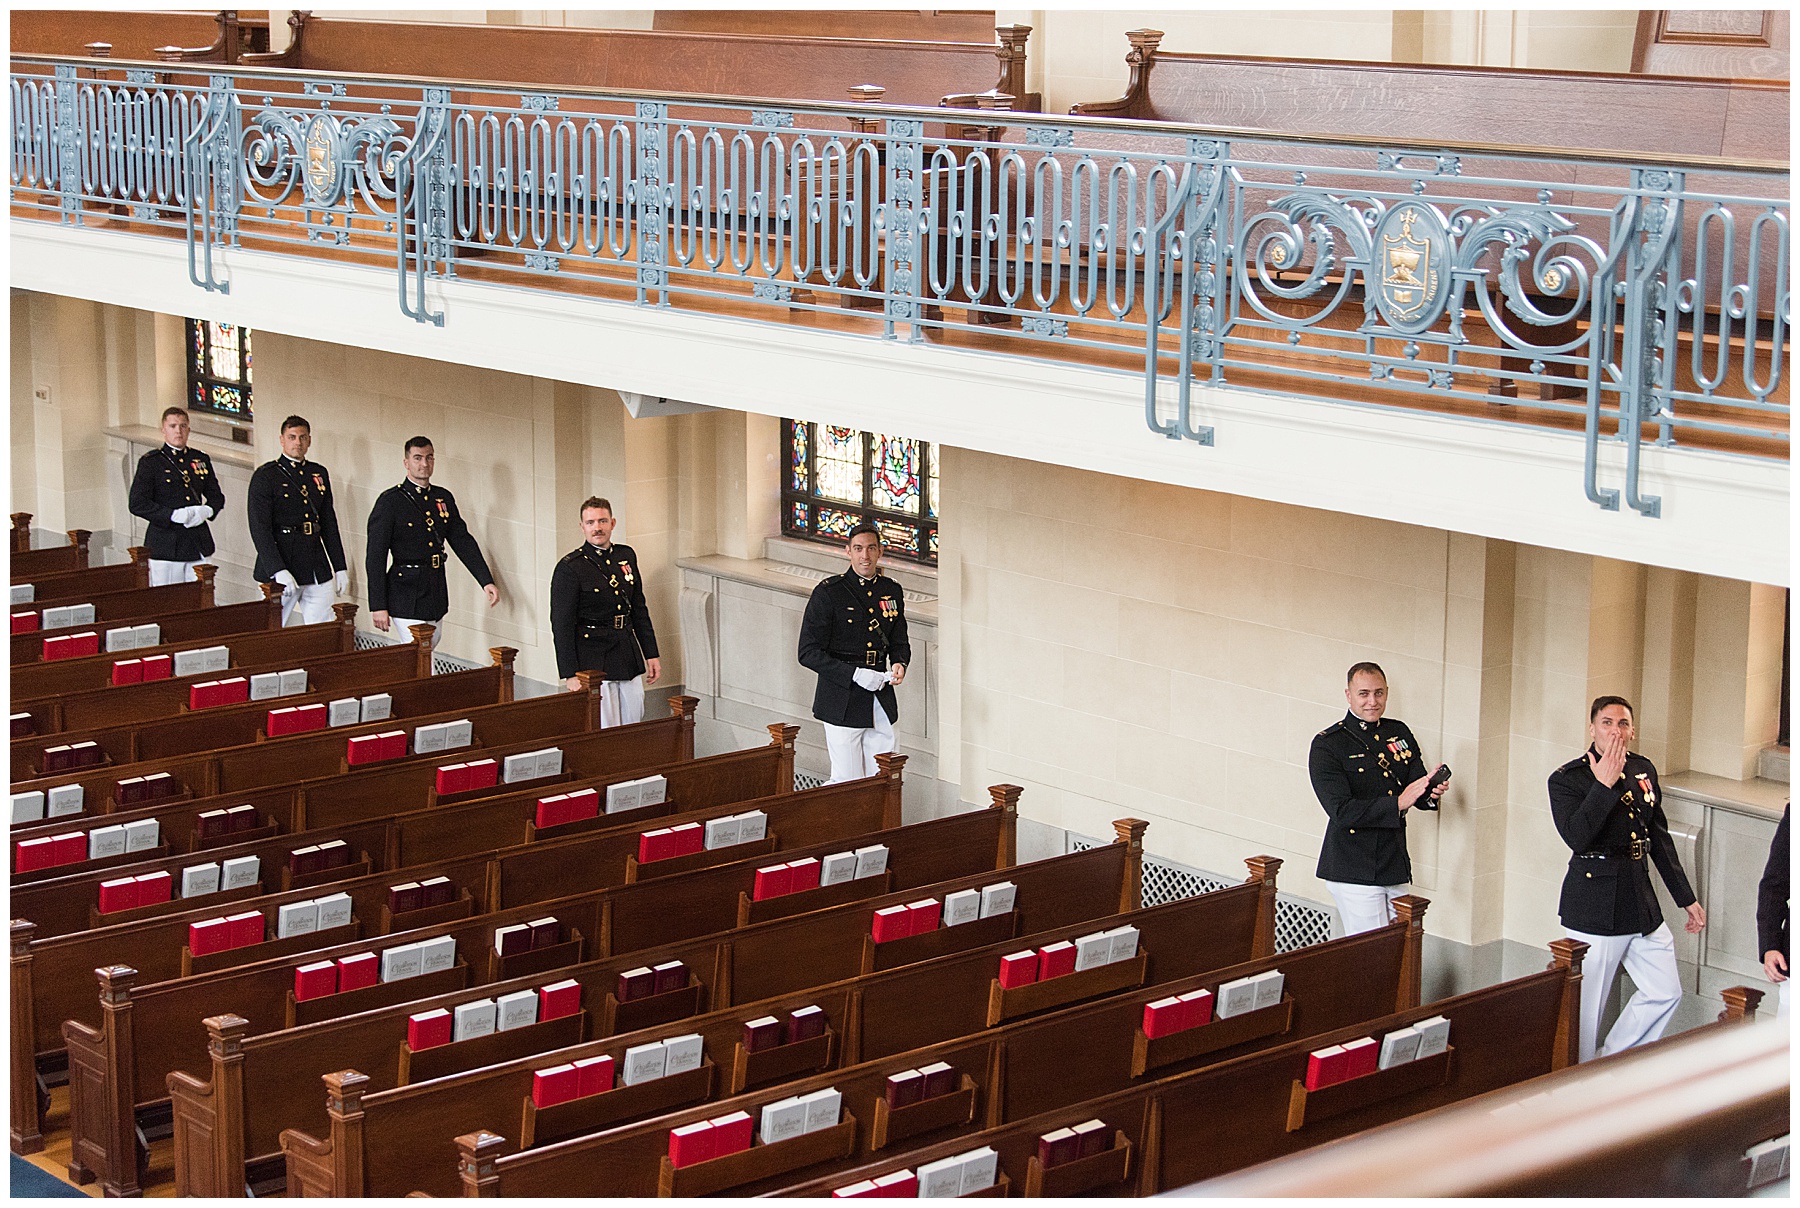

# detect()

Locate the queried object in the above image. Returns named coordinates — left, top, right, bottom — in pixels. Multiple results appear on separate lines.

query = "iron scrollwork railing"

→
left=9, top=55, right=1788, bottom=514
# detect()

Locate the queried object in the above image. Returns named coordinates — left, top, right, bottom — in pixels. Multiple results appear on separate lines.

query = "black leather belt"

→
left=277, top=523, right=316, bottom=536
left=397, top=555, right=443, bottom=570
left=580, top=617, right=629, bottom=637
left=1576, top=840, right=1647, bottom=862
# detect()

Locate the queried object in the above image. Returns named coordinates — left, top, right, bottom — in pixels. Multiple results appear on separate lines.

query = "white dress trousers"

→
left=147, top=559, right=203, bottom=587
left=596, top=675, right=647, bottom=729
left=1325, top=881, right=1412, bottom=937
left=385, top=617, right=442, bottom=650
left=281, top=581, right=336, bottom=626
left=1564, top=922, right=1683, bottom=1062
left=823, top=702, right=897, bottom=784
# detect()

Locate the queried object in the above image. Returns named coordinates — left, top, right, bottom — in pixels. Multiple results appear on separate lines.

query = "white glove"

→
left=200, top=505, right=215, bottom=522
left=169, top=506, right=194, bottom=526
left=852, top=667, right=887, bottom=692
left=273, top=570, right=298, bottom=591
left=333, top=569, right=349, bottom=596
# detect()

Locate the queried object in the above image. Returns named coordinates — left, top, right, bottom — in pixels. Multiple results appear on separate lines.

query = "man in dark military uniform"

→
left=798, top=522, right=911, bottom=784
left=127, top=407, right=227, bottom=586
left=1757, top=804, right=1788, bottom=1020
left=549, top=496, right=661, bottom=727
left=1549, top=695, right=1705, bottom=1061
left=364, top=436, right=499, bottom=650
left=246, top=414, right=348, bottom=625
left=1308, top=661, right=1448, bottom=936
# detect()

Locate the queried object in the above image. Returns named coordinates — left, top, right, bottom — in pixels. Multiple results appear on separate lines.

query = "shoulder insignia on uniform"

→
left=1317, top=722, right=1342, bottom=738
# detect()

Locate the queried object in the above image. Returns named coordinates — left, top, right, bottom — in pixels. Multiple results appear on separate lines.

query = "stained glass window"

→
left=185, top=318, right=254, bottom=420
left=782, top=419, right=938, bottom=565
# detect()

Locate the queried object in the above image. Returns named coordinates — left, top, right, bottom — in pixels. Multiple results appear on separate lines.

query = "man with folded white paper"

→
left=550, top=497, right=661, bottom=726
left=128, top=407, right=226, bottom=587
left=798, top=523, right=911, bottom=784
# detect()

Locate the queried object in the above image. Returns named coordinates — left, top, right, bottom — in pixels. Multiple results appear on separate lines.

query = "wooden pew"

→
left=11, top=588, right=283, bottom=666
left=52, top=793, right=999, bottom=1194
left=11, top=733, right=793, bottom=941
left=451, top=897, right=1421, bottom=1197
left=282, top=845, right=1274, bottom=1199
left=181, top=811, right=1132, bottom=1196
left=13, top=610, right=414, bottom=736
left=15, top=570, right=214, bottom=630
left=767, top=940, right=1589, bottom=1197
left=11, top=548, right=150, bottom=600
left=8, top=10, right=251, bottom=61
left=10, top=649, right=511, bottom=782
left=9, top=521, right=93, bottom=578
left=1189, top=989, right=1779, bottom=1196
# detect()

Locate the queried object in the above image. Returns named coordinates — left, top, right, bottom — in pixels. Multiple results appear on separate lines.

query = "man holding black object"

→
left=1308, top=661, right=1449, bottom=936
left=128, top=406, right=227, bottom=587
left=365, top=436, right=499, bottom=650
left=247, top=415, right=348, bottom=625
left=798, top=523, right=910, bottom=784
left=1548, top=695, right=1704, bottom=1061
left=549, top=496, right=661, bottom=726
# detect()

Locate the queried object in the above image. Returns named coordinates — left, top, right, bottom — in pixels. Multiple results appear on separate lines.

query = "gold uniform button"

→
left=1348, top=828, right=1356, bottom=834
left=1586, top=872, right=1593, bottom=878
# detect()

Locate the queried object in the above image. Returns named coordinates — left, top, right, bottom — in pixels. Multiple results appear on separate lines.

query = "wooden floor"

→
left=19, top=1083, right=177, bottom=1198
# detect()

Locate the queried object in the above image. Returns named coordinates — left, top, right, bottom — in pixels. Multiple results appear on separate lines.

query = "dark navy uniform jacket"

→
left=247, top=456, right=346, bottom=586
left=1308, top=711, right=1431, bottom=886
left=798, top=570, right=911, bottom=729
left=364, top=481, right=492, bottom=622
left=549, top=542, right=659, bottom=681
left=128, top=443, right=227, bottom=562
left=1548, top=749, right=1695, bottom=936
left=1758, top=805, right=1788, bottom=962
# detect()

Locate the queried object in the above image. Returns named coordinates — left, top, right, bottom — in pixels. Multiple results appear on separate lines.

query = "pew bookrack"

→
left=519, top=1058, right=718, bottom=1149
left=1023, top=1130, right=1132, bottom=1197
left=862, top=909, right=1018, bottom=974
left=600, top=977, right=707, bottom=1036
left=523, top=796, right=661, bottom=844
left=194, top=821, right=279, bottom=850
left=87, top=880, right=262, bottom=930
left=285, top=958, right=472, bottom=1027
left=962, top=1171, right=1012, bottom=1197
left=29, top=842, right=171, bottom=883
left=727, top=1026, right=836, bottom=1095
left=737, top=867, right=892, bottom=926
left=378, top=890, right=477, bottom=935
left=487, top=927, right=584, bottom=982
left=626, top=834, right=780, bottom=883
left=869, top=1073, right=981, bottom=1152
left=181, top=917, right=360, bottom=976
left=655, top=1109, right=859, bottom=1197
left=986, top=952, right=1151, bottom=1027
left=1130, top=994, right=1296, bottom=1078
left=399, top=1010, right=587, bottom=1085
left=282, top=855, right=373, bottom=893
left=1285, top=1045, right=1456, bottom=1132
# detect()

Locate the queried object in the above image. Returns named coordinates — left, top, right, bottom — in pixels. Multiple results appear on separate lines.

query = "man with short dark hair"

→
left=128, top=406, right=227, bottom=586
left=1548, top=695, right=1705, bottom=1061
left=247, top=414, right=348, bottom=625
left=364, top=436, right=498, bottom=650
left=549, top=496, right=661, bottom=726
left=798, top=522, right=910, bottom=783
left=1308, top=661, right=1448, bottom=935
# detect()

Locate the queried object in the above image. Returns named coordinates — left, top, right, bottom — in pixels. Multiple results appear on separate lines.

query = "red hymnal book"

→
left=873, top=1171, right=919, bottom=1197
left=267, top=707, right=298, bottom=736
left=565, top=788, right=600, bottom=821
left=141, top=654, right=172, bottom=680
left=41, top=634, right=71, bottom=660
left=538, top=979, right=581, bottom=1020
left=1037, top=1128, right=1080, bottom=1169
left=14, top=841, right=53, bottom=875
left=616, top=967, right=654, bottom=1002
left=527, top=917, right=560, bottom=950
left=784, top=856, right=822, bottom=892
left=226, top=803, right=258, bottom=830
left=420, top=876, right=454, bottom=907
left=218, top=677, right=250, bottom=705
left=387, top=882, right=423, bottom=915
left=434, top=764, right=467, bottom=795
left=709, top=1111, right=753, bottom=1156
left=188, top=917, right=230, bottom=956
left=317, top=839, right=350, bottom=868
left=1037, top=941, right=1077, bottom=980
left=535, top=794, right=570, bottom=829
left=12, top=612, right=38, bottom=634
left=884, top=1069, right=923, bottom=1108
left=918, top=1062, right=956, bottom=1098
left=98, top=876, right=139, bottom=913
left=70, top=632, right=99, bottom=657
left=493, top=924, right=530, bottom=957
left=652, top=960, right=688, bottom=995
left=41, top=746, right=72, bottom=773
left=997, top=950, right=1039, bottom=988
left=530, top=1063, right=579, bottom=1108
left=116, top=777, right=145, bottom=806
left=670, top=822, right=705, bottom=857
left=70, top=741, right=102, bottom=767
left=1071, top=1119, right=1109, bottom=1158
left=869, top=904, right=911, bottom=943
left=1142, top=997, right=1186, bottom=1040
left=336, top=952, right=379, bottom=991
left=294, top=961, right=338, bottom=1001
left=134, top=870, right=172, bottom=904
left=293, top=703, right=327, bottom=733
left=290, top=846, right=323, bottom=876
left=668, top=1121, right=717, bottom=1169
left=188, top=681, right=218, bottom=710
left=378, top=731, right=408, bottom=761
left=1340, top=1036, right=1379, bottom=1080
left=226, top=910, right=265, bottom=949
left=463, top=758, right=498, bottom=789
left=10, top=713, right=30, bottom=738
left=196, top=809, right=229, bottom=839
left=407, top=1009, right=452, bottom=1051
left=112, top=658, right=143, bottom=685
left=51, top=832, right=86, bottom=865
left=753, top=863, right=794, bottom=900
left=1178, top=988, right=1214, bottom=1029
left=905, top=899, right=942, bottom=933
left=1304, top=1044, right=1350, bottom=1091
left=743, top=1017, right=782, bottom=1053
left=347, top=735, right=383, bottom=766
left=638, top=828, right=676, bottom=863
left=145, top=772, right=178, bottom=800
left=574, top=1054, right=615, bottom=1097
left=787, top=1005, right=827, bottom=1042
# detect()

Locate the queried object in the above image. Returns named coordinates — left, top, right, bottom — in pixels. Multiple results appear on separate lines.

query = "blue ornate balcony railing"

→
left=10, top=56, right=1789, bottom=515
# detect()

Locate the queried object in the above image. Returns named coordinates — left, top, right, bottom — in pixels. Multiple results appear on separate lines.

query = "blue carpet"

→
left=10, top=1154, right=88, bottom=1198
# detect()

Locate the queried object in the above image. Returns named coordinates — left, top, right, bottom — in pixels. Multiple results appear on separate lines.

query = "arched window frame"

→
left=781, top=420, right=938, bottom=565
left=184, top=318, right=254, bottom=420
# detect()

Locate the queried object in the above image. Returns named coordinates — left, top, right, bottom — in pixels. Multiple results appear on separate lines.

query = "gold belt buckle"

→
left=431, top=553, right=442, bottom=570
left=612, top=615, right=626, bottom=630
left=302, top=521, right=314, bottom=535
left=1630, top=837, right=1646, bottom=861
left=864, top=651, right=879, bottom=667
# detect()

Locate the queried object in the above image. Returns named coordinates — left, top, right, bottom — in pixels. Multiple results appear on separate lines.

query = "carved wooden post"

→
left=193, top=561, right=218, bottom=606
left=1244, top=856, right=1283, bottom=958
left=92, top=965, right=141, bottom=1196
left=215, top=9, right=242, bottom=64
left=980, top=785, right=1021, bottom=870
left=1112, top=817, right=1148, bottom=912
left=993, top=24, right=1032, bottom=107
left=488, top=646, right=518, bottom=701
left=85, top=41, right=112, bottom=57
left=329, top=601, right=358, bottom=651
left=1718, top=985, right=1764, bottom=1022
left=202, top=1014, right=247, bottom=1198
left=1389, top=895, right=1430, bottom=1011
left=1547, top=938, right=1587, bottom=1070
left=1123, top=28, right=1164, bottom=102
left=875, top=753, right=910, bottom=831
left=847, top=84, right=885, bottom=135
left=323, top=1070, right=368, bottom=1196
left=455, top=1130, right=505, bottom=1197
left=259, top=577, right=285, bottom=628
left=573, top=670, right=602, bottom=729
left=1136, top=1092, right=1164, bottom=1196
left=69, top=529, right=92, bottom=564
left=10, top=921, right=42, bottom=1154
left=767, top=724, right=799, bottom=794
left=9, top=513, right=30, bottom=554
left=671, top=694, right=699, bottom=761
